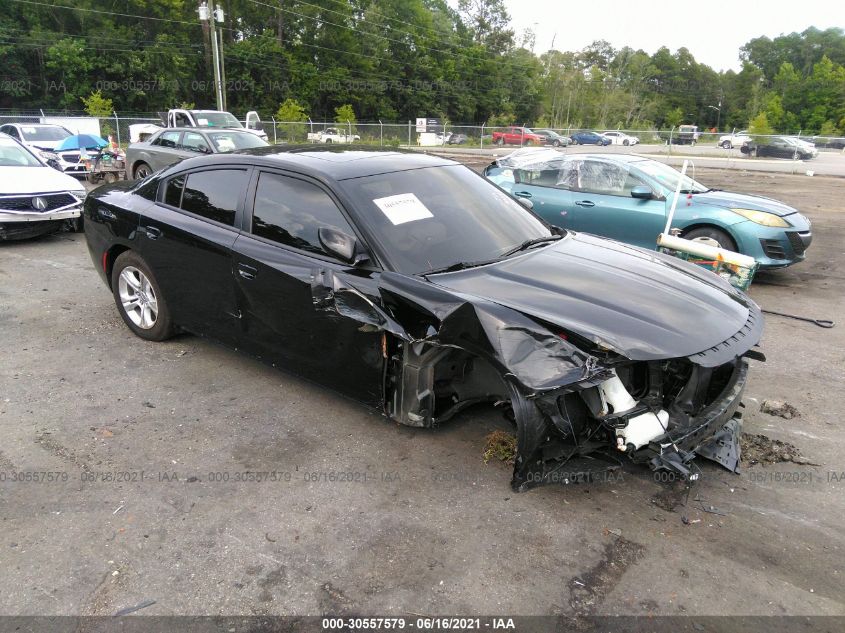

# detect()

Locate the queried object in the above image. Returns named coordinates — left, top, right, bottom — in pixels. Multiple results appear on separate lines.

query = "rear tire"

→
left=133, top=162, right=152, bottom=180
left=683, top=227, right=738, bottom=252
left=111, top=251, right=175, bottom=341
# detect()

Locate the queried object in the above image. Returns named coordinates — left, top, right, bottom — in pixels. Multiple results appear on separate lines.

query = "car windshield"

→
left=193, top=112, right=243, bottom=128
left=632, top=159, right=708, bottom=193
left=339, top=165, right=553, bottom=275
left=20, top=126, right=71, bottom=141
left=206, top=131, right=267, bottom=152
left=0, top=138, right=43, bottom=166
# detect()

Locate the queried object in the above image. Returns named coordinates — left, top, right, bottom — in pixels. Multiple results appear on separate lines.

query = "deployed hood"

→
left=692, top=190, right=798, bottom=217
left=429, top=232, right=758, bottom=363
left=0, top=165, right=85, bottom=195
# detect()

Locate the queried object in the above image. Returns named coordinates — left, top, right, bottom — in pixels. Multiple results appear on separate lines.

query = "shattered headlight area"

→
left=510, top=357, right=749, bottom=491
left=313, top=269, right=760, bottom=493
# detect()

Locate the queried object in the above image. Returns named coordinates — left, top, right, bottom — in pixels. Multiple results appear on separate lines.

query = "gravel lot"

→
left=0, top=167, right=843, bottom=622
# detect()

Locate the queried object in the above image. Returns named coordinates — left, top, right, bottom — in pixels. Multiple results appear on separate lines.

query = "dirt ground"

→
left=0, top=166, right=843, bottom=623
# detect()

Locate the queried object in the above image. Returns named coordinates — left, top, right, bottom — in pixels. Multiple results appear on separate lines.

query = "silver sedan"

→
left=126, top=128, right=269, bottom=179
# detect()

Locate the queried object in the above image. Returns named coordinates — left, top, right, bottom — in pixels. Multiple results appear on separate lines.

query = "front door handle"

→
left=514, top=191, right=533, bottom=198
left=238, top=263, right=258, bottom=280
left=144, top=226, right=162, bottom=239
left=574, top=200, right=595, bottom=207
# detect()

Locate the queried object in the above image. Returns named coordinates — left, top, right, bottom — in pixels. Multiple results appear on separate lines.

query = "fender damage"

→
left=312, top=250, right=764, bottom=492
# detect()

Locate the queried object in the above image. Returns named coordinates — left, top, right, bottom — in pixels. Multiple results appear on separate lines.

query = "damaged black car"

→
left=83, top=147, right=763, bottom=491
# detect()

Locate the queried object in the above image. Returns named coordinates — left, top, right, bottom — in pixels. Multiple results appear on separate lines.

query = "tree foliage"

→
left=0, top=2, right=842, bottom=134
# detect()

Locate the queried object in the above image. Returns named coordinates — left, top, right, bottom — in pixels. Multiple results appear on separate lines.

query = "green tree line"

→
left=1, top=0, right=843, bottom=134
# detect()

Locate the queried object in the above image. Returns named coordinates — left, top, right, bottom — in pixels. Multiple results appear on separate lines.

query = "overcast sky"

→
left=502, top=0, right=839, bottom=71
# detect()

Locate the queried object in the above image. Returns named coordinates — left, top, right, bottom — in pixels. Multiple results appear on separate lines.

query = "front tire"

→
left=684, top=227, right=738, bottom=252
left=552, top=139, right=560, bottom=147
left=721, top=140, right=732, bottom=149
left=111, top=251, right=175, bottom=341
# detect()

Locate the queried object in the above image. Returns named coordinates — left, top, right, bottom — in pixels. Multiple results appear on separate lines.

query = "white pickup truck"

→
left=159, top=109, right=268, bottom=141
left=718, top=130, right=750, bottom=149
left=307, top=127, right=361, bottom=144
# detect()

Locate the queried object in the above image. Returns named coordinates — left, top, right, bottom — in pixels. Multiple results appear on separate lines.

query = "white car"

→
left=0, top=122, right=84, bottom=172
left=0, top=133, right=86, bottom=240
left=718, top=130, right=750, bottom=149
left=601, top=131, right=639, bottom=146
left=306, top=127, right=361, bottom=143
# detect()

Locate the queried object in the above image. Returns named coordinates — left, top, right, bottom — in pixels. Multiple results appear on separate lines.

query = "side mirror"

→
left=318, top=227, right=367, bottom=265
left=630, top=185, right=654, bottom=200
left=517, top=197, right=534, bottom=210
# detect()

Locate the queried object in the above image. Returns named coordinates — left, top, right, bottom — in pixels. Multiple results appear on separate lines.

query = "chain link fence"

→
left=2, top=112, right=842, bottom=176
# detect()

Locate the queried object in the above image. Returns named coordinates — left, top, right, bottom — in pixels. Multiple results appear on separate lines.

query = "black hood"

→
left=428, top=232, right=759, bottom=363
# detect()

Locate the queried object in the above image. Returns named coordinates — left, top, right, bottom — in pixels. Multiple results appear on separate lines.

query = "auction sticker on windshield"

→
left=373, top=193, right=434, bottom=225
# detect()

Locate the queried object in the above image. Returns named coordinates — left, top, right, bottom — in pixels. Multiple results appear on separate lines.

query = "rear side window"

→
left=180, top=169, right=247, bottom=226
left=250, top=172, right=355, bottom=256
left=164, top=175, right=185, bottom=207
left=153, top=131, right=180, bottom=148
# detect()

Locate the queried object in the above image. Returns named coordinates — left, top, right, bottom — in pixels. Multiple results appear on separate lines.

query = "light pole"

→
left=707, top=100, right=722, bottom=131
left=198, top=1, right=225, bottom=111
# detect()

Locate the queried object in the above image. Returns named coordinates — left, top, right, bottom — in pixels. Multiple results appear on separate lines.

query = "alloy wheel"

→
left=118, top=266, right=158, bottom=329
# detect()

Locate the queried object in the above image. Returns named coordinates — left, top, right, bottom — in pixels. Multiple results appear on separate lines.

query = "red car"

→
left=492, top=126, right=544, bottom=146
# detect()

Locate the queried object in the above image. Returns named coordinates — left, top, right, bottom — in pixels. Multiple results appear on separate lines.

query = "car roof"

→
left=3, top=123, right=65, bottom=129
left=202, top=145, right=460, bottom=180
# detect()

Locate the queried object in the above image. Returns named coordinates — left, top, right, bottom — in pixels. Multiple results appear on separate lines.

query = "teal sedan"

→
left=483, top=150, right=812, bottom=268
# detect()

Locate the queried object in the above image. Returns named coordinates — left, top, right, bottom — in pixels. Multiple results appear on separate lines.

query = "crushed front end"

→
left=313, top=267, right=764, bottom=493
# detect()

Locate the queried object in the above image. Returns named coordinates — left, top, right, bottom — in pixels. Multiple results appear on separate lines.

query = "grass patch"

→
left=483, top=430, right=517, bottom=465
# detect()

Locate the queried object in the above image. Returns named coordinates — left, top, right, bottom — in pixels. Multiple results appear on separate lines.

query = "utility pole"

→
left=198, top=1, right=224, bottom=111
left=217, top=5, right=227, bottom=111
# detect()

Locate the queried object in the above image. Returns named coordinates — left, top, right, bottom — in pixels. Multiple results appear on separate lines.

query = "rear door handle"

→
left=144, top=226, right=162, bottom=239
left=238, top=263, right=258, bottom=280
left=574, top=200, right=595, bottom=207
left=514, top=191, right=532, bottom=198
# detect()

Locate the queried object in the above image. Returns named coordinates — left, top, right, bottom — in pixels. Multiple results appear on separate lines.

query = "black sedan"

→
left=84, top=147, right=762, bottom=491
left=740, top=137, right=817, bottom=160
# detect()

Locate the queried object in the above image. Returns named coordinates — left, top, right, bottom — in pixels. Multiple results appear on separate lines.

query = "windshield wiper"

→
left=423, top=259, right=495, bottom=276
left=501, top=234, right=562, bottom=257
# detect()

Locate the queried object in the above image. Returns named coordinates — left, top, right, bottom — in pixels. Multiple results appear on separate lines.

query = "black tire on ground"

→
left=111, top=251, right=175, bottom=342
left=721, top=140, right=732, bottom=149
left=623, top=139, right=629, bottom=146
left=571, top=139, right=578, bottom=145
left=133, top=162, right=152, bottom=180
left=552, top=139, right=560, bottom=147
left=71, top=215, right=85, bottom=233
left=683, top=226, right=738, bottom=252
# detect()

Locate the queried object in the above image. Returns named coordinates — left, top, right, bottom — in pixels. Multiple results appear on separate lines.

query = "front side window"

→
left=251, top=172, right=356, bottom=257
left=180, top=169, right=247, bottom=226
